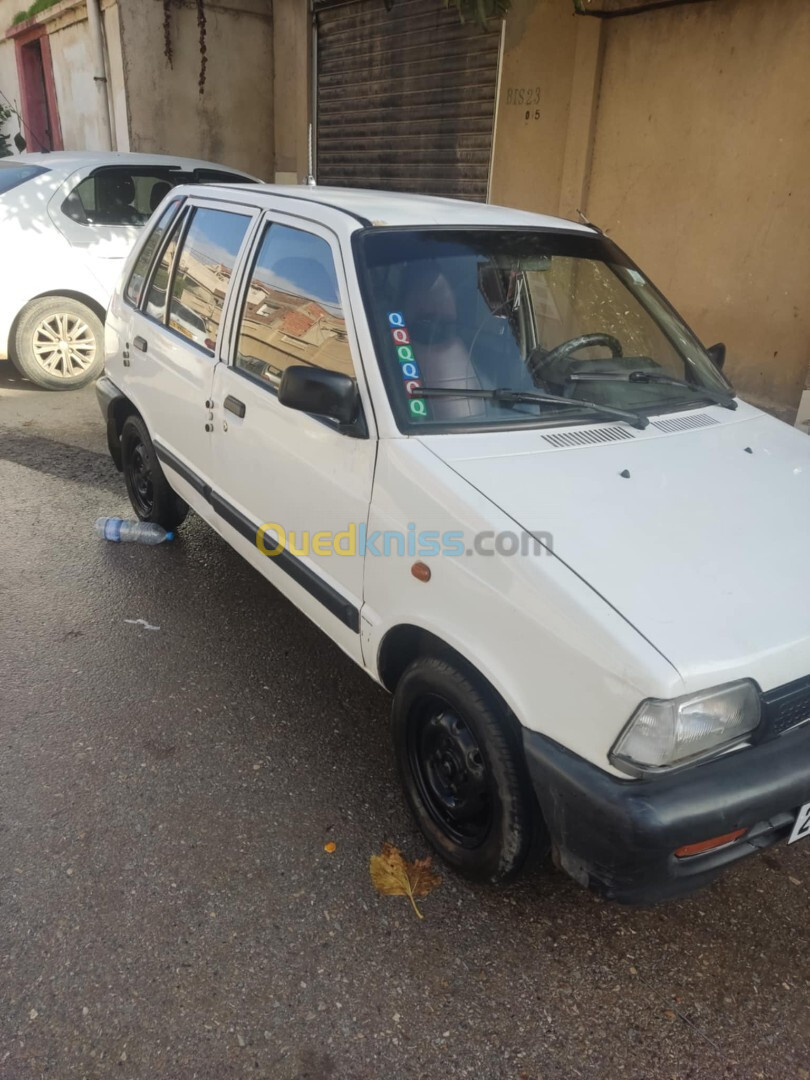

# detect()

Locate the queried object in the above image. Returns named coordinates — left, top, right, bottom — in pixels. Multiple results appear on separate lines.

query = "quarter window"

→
left=144, top=211, right=186, bottom=323
left=125, top=199, right=182, bottom=308
left=235, top=224, right=354, bottom=388
left=168, top=207, right=251, bottom=354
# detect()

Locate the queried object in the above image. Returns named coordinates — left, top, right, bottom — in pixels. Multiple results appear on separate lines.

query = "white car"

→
left=0, top=152, right=255, bottom=390
left=98, top=183, right=810, bottom=904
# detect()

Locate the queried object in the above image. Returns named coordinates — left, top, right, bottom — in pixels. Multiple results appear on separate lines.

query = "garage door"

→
left=315, top=0, right=502, bottom=201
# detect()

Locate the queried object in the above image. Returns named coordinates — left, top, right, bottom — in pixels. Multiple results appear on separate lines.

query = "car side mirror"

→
left=707, top=342, right=726, bottom=371
left=278, top=365, right=360, bottom=427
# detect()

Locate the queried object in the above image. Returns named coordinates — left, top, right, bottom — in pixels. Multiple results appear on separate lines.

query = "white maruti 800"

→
left=97, top=183, right=810, bottom=904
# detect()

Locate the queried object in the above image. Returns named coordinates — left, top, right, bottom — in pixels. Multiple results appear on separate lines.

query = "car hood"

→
left=419, top=404, right=810, bottom=691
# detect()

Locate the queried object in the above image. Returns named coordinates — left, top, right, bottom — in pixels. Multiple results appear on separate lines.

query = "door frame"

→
left=10, top=23, right=62, bottom=152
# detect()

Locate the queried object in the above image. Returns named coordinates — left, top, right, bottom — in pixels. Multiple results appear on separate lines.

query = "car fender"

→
left=362, top=438, right=685, bottom=773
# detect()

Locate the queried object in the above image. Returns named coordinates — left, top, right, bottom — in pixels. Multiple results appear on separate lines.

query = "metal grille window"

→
left=315, top=0, right=501, bottom=201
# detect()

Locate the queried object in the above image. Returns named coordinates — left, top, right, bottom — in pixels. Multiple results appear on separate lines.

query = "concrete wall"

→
left=118, top=0, right=274, bottom=179
left=49, top=8, right=107, bottom=149
left=491, top=0, right=810, bottom=421
left=272, top=0, right=309, bottom=184
left=586, top=0, right=810, bottom=420
left=489, top=0, right=581, bottom=215
left=1, top=0, right=126, bottom=153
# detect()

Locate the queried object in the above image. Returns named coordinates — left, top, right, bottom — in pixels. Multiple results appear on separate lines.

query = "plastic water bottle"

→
left=94, top=517, right=174, bottom=544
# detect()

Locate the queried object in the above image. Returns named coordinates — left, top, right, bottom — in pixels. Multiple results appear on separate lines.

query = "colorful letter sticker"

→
left=388, top=312, right=428, bottom=420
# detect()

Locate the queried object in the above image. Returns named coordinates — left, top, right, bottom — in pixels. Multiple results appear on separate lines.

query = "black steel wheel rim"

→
left=407, top=695, right=494, bottom=848
left=128, top=441, right=154, bottom=516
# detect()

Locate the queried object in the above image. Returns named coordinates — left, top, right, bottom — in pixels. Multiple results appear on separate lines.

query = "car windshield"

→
left=0, top=162, right=48, bottom=195
left=354, top=228, right=733, bottom=432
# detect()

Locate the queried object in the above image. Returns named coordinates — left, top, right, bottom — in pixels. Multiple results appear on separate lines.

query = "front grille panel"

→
left=542, top=425, right=635, bottom=448
left=762, top=675, right=810, bottom=737
left=651, top=413, right=719, bottom=433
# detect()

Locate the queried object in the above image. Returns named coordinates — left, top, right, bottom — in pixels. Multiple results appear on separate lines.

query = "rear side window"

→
left=125, top=199, right=182, bottom=307
left=167, top=207, right=251, bottom=353
left=62, top=168, right=181, bottom=226
left=0, top=162, right=48, bottom=195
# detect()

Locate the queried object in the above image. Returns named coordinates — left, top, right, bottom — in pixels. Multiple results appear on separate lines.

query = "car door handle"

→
left=133, top=336, right=148, bottom=353
left=223, top=395, right=246, bottom=419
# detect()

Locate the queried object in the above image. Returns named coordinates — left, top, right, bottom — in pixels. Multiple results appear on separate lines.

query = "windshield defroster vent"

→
left=651, top=413, right=720, bottom=434
left=542, top=426, right=636, bottom=449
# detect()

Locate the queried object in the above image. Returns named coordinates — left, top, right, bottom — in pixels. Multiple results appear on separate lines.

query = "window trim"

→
left=138, top=203, right=191, bottom=327
left=124, top=197, right=184, bottom=310
left=138, top=198, right=259, bottom=360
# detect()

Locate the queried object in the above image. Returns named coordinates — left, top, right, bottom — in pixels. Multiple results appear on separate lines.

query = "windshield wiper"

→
left=568, top=370, right=737, bottom=410
left=410, top=387, right=649, bottom=430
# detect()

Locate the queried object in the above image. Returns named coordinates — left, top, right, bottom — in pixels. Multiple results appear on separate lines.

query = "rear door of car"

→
left=121, top=195, right=259, bottom=501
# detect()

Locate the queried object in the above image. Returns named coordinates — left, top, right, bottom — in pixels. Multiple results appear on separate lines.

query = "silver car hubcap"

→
left=32, top=313, right=96, bottom=378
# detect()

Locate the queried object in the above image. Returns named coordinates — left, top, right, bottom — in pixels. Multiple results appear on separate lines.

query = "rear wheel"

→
left=121, top=415, right=188, bottom=530
left=392, top=656, right=538, bottom=882
left=12, top=296, right=104, bottom=390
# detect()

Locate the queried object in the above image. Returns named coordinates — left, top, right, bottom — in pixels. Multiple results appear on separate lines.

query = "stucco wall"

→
left=49, top=14, right=106, bottom=148
left=118, top=0, right=273, bottom=179
left=585, top=0, right=810, bottom=420
left=0, top=0, right=22, bottom=151
left=489, top=0, right=581, bottom=214
left=272, top=0, right=309, bottom=184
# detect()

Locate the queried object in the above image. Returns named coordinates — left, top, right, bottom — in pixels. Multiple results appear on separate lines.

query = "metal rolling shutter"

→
left=315, top=0, right=501, bottom=201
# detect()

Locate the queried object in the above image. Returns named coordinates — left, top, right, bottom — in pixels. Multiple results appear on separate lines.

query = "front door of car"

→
left=210, top=214, right=377, bottom=662
left=124, top=197, right=258, bottom=501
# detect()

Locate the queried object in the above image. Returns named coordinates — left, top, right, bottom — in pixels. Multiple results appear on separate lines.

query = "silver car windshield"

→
left=354, top=228, right=733, bottom=433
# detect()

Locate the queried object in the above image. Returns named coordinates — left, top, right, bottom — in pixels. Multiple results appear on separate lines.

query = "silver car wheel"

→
left=31, top=313, right=96, bottom=378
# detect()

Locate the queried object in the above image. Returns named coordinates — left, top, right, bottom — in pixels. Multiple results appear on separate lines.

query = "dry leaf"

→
left=369, top=843, right=441, bottom=920
left=324, top=841, right=337, bottom=853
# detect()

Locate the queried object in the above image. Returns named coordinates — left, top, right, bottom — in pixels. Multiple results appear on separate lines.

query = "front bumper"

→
left=523, top=720, right=810, bottom=905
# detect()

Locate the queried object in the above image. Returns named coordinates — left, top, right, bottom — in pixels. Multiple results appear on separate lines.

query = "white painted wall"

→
left=102, top=0, right=127, bottom=150
left=0, top=0, right=23, bottom=154
left=49, top=16, right=108, bottom=149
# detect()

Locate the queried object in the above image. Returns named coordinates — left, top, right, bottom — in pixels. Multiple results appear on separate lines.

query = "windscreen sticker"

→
left=388, top=312, right=428, bottom=420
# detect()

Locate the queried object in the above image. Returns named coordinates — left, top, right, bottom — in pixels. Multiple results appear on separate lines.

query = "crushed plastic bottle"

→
left=94, top=517, right=174, bottom=544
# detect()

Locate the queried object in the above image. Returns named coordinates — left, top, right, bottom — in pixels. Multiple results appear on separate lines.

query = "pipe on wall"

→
left=86, top=0, right=114, bottom=150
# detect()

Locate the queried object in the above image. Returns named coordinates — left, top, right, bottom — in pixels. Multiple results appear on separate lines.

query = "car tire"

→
left=121, top=415, right=188, bottom=530
left=12, top=296, right=105, bottom=390
left=392, top=655, right=538, bottom=883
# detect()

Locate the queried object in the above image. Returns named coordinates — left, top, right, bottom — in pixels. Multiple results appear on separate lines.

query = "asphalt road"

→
left=0, top=367, right=808, bottom=1080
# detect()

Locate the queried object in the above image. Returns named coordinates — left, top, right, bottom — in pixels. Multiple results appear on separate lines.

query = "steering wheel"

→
left=529, top=332, right=623, bottom=388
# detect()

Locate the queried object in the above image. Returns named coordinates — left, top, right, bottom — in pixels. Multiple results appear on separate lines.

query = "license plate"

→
left=788, top=801, right=810, bottom=845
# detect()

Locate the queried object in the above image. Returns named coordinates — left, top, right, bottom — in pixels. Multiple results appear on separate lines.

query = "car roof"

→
left=18, top=150, right=256, bottom=178
left=196, top=183, right=595, bottom=232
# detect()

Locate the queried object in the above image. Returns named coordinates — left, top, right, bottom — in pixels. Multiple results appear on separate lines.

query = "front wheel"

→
left=392, top=656, right=538, bottom=882
left=12, top=296, right=105, bottom=390
left=121, top=415, right=188, bottom=530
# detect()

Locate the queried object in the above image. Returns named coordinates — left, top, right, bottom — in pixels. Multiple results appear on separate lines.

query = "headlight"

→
left=611, top=680, right=761, bottom=774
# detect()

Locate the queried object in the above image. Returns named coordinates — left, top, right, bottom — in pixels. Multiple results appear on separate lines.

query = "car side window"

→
left=234, top=223, right=354, bottom=388
left=144, top=210, right=187, bottom=323
left=62, top=168, right=179, bottom=227
left=167, top=207, right=251, bottom=355
left=125, top=199, right=182, bottom=308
